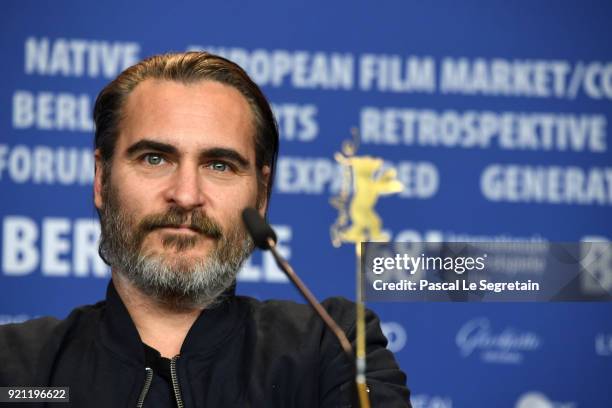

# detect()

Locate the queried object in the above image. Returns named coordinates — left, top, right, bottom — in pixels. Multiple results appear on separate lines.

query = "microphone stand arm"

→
left=267, top=238, right=354, bottom=356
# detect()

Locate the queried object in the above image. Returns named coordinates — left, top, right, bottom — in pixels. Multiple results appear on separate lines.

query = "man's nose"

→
left=164, top=164, right=206, bottom=210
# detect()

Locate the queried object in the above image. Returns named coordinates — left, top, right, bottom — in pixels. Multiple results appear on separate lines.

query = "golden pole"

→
left=355, top=243, right=370, bottom=408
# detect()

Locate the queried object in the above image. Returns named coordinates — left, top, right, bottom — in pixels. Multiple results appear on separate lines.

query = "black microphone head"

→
left=242, top=208, right=277, bottom=250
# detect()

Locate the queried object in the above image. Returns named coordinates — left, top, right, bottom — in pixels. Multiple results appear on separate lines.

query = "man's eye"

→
left=143, top=154, right=165, bottom=166
left=209, top=162, right=229, bottom=172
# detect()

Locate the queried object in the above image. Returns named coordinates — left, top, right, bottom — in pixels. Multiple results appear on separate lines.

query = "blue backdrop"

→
left=1, top=1, right=611, bottom=407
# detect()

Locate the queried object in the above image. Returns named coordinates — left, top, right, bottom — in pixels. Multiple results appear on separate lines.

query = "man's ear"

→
left=93, top=149, right=104, bottom=210
left=257, top=165, right=271, bottom=218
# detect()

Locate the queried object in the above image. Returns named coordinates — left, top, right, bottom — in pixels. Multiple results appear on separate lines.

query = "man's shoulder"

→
left=240, top=295, right=356, bottom=318
left=0, top=316, right=61, bottom=341
left=235, top=295, right=410, bottom=405
left=0, top=301, right=106, bottom=342
left=0, top=302, right=106, bottom=385
left=0, top=317, right=62, bottom=385
left=237, top=295, right=363, bottom=337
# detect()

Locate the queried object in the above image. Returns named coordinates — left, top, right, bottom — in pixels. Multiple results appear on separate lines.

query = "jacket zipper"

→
left=170, top=355, right=184, bottom=408
left=136, top=367, right=153, bottom=408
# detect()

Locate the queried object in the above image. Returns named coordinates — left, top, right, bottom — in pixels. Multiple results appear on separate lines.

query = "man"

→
left=0, top=52, right=410, bottom=407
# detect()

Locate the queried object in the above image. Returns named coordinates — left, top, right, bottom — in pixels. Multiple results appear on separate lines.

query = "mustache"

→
left=138, top=207, right=223, bottom=239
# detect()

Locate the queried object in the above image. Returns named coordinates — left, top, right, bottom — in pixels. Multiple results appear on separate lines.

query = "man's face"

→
left=94, top=79, right=267, bottom=308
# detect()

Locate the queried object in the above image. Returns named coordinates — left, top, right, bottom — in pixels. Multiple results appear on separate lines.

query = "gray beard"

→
left=98, top=182, right=253, bottom=310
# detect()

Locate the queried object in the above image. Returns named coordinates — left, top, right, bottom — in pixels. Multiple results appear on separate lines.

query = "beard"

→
left=98, top=181, right=254, bottom=310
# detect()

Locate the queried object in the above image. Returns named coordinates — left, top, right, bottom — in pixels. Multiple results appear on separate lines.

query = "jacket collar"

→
left=99, top=280, right=246, bottom=364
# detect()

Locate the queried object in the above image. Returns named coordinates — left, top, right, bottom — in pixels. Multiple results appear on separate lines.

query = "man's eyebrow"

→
left=126, top=140, right=178, bottom=156
left=201, top=148, right=250, bottom=169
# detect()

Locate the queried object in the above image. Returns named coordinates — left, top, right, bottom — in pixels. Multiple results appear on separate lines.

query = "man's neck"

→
left=112, top=272, right=203, bottom=358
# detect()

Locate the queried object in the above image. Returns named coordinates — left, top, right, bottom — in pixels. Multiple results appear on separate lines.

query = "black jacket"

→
left=0, top=282, right=410, bottom=407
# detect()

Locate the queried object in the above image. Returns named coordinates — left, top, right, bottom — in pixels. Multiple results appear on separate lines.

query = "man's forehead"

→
left=124, top=78, right=254, bottom=120
left=116, top=78, right=257, bottom=156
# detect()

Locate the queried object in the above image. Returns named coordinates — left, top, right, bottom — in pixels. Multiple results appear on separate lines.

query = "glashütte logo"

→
left=455, top=318, right=541, bottom=364
left=515, top=391, right=576, bottom=408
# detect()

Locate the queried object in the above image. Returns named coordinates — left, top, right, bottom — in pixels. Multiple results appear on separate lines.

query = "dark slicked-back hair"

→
left=93, top=51, right=279, bottom=207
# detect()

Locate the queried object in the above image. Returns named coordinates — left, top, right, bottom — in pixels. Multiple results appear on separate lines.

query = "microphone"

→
left=241, top=207, right=277, bottom=249
left=241, top=208, right=354, bottom=358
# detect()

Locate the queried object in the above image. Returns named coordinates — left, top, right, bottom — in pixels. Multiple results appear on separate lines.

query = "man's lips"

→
left=158, top=225, right=200, bottom=233
left=154, top=225, right=221, bottom=238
